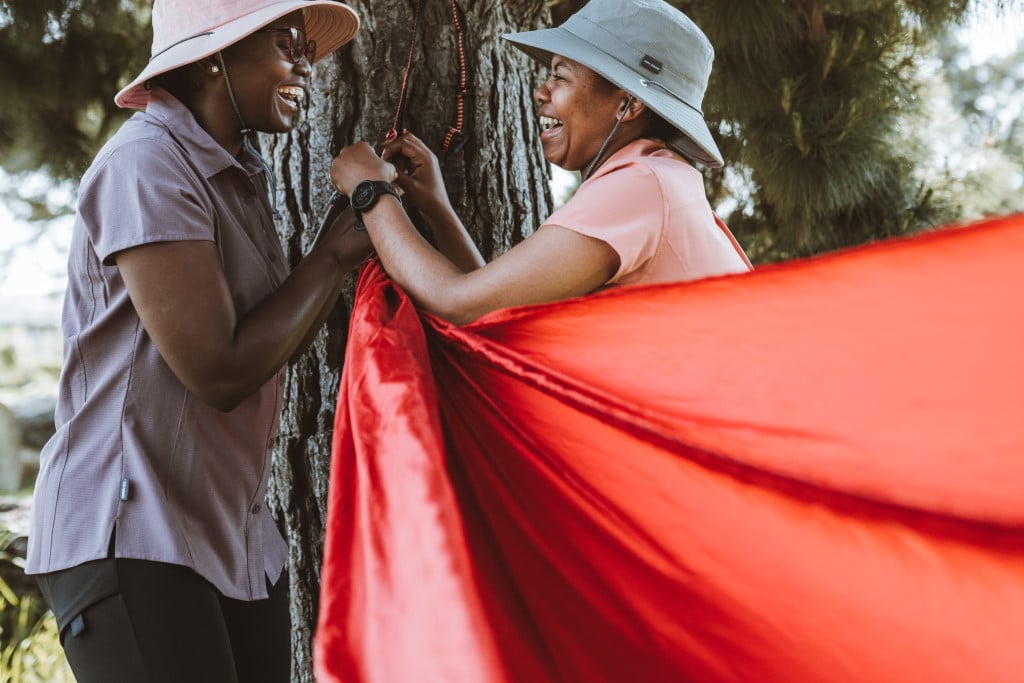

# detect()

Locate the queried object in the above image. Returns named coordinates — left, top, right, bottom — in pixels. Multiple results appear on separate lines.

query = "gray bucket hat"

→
left=503, top=0, right=722, bottom=168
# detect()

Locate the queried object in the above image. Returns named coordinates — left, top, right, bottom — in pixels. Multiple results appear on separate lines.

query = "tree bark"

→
left=265, top=1, right=551, bottom=679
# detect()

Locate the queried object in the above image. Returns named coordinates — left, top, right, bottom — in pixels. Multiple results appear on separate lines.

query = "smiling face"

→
left=219, top=11, right=311, bottom=134
left=534, top=55, right=629, bottom=171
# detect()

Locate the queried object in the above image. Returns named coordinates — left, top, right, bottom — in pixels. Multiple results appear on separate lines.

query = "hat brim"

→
left=503, top=27, right=723, bottom=168
left=116, top=1, right=359, bottom=110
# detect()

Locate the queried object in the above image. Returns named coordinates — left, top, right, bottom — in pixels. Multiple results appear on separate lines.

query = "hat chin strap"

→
left=582, top=94, right=634, bottom=182
left=216, top=52, right=282, bottom=221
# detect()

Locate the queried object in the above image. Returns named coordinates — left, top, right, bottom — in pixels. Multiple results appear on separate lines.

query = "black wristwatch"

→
left=350, top=180, right=401, bottom=231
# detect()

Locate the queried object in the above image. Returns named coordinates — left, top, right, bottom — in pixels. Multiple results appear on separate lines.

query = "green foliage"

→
left=0, top=599, right=74, bottom=683
left=690, top=0, right=976, bottom=261
left=0, top=0, right=151, bottom=180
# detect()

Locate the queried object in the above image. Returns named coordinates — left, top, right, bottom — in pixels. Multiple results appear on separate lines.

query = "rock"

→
left=0, top=404, right=22, bottom=494
left=8, top=396, right=56, bottom=451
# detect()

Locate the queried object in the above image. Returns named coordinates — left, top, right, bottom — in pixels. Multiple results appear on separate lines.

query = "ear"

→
left=617, top=95, right=646, bottom=123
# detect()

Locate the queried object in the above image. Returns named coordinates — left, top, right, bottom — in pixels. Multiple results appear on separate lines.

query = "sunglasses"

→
left=259, top=27, right=317, bottom=64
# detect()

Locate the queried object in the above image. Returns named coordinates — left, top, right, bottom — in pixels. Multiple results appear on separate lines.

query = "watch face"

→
left=352, top=181, right=375, bottom=210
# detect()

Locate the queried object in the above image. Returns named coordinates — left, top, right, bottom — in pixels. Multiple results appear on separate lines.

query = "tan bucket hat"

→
left=116, top=0, right=359, bottom=110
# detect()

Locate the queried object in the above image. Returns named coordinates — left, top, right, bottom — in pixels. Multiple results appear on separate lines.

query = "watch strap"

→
left=352, top=180, right=401, bottom=231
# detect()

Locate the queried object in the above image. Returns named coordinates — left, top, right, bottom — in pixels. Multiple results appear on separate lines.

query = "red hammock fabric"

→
left=315, top=215, right=1024, bottom=683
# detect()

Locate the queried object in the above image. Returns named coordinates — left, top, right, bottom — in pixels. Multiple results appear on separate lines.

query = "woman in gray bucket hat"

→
left=330, top=0, right=751, bottom=325
left=27, top=1, right=372, bottom=681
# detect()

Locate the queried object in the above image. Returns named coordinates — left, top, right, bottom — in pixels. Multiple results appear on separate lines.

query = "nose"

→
left=295, top=57, right=312, bottom=77
left=534, top=79, right=550, bottom=105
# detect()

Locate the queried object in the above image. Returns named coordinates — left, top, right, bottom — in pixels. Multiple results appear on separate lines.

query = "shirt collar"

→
left=585, top=138, right=673, bottom=182
left=142, top=88, right=264, bottom=180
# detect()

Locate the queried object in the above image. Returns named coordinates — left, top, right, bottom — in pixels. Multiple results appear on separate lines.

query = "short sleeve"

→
left=542, top=162, right=665, bottom=283
left=78, top=138, right=216, bottom=265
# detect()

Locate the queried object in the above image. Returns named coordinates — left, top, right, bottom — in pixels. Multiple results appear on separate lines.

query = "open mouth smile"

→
left=277, top=86, right=305, bottom=109
left=539, top=115, right=563, bottom=132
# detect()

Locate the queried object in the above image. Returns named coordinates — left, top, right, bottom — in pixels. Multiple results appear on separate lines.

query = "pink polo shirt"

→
left=544, top=138, right=751, bottom=286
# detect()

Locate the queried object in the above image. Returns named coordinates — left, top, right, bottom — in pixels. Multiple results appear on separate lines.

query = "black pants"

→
left=36, top=559, right=291, bottom=683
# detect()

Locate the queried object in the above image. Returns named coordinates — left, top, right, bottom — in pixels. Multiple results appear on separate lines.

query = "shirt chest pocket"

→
left=214, top=182, right=289, bottom=316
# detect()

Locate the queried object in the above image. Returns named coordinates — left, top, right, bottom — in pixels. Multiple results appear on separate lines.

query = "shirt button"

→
left=252, top=503, right=262, bottom=514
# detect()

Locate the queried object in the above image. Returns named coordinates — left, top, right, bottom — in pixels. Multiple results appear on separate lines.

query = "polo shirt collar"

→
left=587, top=138, right=667, bottom=181
left=143, top=88, right=265, bottom=180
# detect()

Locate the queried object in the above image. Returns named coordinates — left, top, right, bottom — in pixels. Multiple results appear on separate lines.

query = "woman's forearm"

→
left=361, top=196, right=480, bottom=322
left=286, top=209, right=369, bottom=364
left=357, top=196, right=618, bottom=326
left=330, top=140, right=615, bottom=326
left=116, top=213, right=371, bottom=411
left=421, top=200, right=485, bottom=273
left=226, top=245, right=349, bottom=390
left=226, top=212, right=375, bottom=390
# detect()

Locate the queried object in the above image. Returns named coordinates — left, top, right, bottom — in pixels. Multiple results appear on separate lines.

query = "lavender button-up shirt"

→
left=27, top=89, right=290, bottom=600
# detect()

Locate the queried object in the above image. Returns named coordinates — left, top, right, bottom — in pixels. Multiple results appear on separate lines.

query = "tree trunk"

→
left=265, top=1, right=551, bottom=679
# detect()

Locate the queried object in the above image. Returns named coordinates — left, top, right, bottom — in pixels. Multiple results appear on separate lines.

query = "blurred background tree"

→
left=0, top=0, right=151, bottom=272
left=925, top=24, right=1024, bottom=217
left=689, top=0, right=1021, bottom=260
left=0, top=0, right=150, bottom=181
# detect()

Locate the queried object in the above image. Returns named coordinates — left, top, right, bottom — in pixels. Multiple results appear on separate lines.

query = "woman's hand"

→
left=321, top=205, right=374, bottom=269
left=381, top=131, right=453, bottom=219
left=330, top=141, right=397, bottom=196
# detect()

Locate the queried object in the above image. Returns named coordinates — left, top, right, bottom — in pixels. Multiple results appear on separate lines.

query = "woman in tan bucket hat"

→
left=330, top=0, right=751, bottom=326
left=26, top=1, right=365, bottom=681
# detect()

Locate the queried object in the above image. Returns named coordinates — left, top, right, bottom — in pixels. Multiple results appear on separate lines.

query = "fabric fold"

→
left=316, top=214, right=1024, bottom=683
